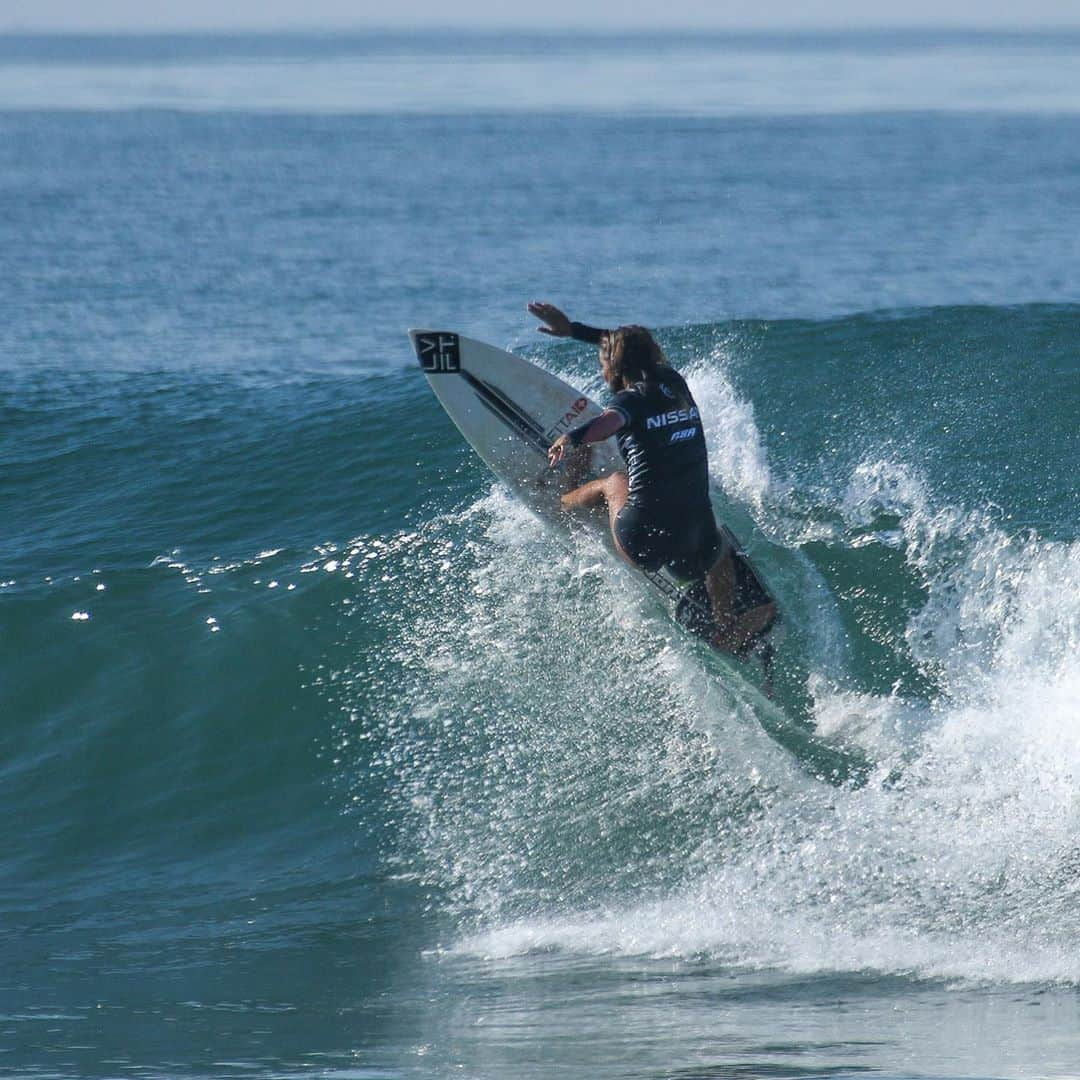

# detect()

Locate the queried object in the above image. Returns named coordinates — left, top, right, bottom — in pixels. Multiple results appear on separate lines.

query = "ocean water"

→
left=2, top=29, right=1080, bottom=1080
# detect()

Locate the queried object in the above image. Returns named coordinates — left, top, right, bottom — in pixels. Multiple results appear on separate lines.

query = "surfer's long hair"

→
left=601, top=325, right=669, bottom=391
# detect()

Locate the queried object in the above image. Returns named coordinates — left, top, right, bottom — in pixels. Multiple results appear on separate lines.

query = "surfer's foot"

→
left=711, top=605, right=778, bottom=660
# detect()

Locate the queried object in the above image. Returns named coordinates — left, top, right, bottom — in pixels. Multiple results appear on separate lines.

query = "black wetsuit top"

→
left=571, top=321, right=719, bottom=579
left=610, top=371, right=710, bottom=512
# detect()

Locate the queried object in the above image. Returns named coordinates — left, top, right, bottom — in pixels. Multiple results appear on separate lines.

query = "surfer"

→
left=529, top=300, right=776, bottom=658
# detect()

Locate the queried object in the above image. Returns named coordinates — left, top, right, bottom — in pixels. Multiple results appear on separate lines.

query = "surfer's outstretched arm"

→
left=528, top=301, right=609, bottom=343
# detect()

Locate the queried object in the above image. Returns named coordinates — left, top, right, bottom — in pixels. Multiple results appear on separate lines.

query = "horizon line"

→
left=5, top=23, right=1080, bottom=36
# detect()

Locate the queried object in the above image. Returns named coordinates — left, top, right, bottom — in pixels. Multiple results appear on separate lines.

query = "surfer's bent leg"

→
left=560, top=472, right=635, bottom=561
left=562, top=444, right=592, bottom=489
left=560, top=471, right=627, bottom=514
left=706, top=542, right=778, bottom=655
left=730, top=601, right=779, bottom=655
left=704, top=543, right=741, bottom=649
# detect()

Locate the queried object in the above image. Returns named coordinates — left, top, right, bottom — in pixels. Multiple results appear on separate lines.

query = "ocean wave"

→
left=5, top=302, right=1078, bottom=988
left=347, top=305, right=1080, bottom=985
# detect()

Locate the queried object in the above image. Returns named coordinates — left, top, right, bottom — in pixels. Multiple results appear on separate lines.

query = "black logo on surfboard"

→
left=415, top=333, right=461, bottom=374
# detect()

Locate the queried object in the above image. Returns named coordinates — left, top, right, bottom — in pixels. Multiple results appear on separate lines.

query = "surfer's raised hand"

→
left=547, top=433, right=572, bottom=467
left=528, top=301, right=572, bottom=337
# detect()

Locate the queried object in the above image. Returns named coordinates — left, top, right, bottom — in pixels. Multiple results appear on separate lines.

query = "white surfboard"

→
left=408, top=329, right=876, bottom=784
left=408, top=329, right=778, bottom=655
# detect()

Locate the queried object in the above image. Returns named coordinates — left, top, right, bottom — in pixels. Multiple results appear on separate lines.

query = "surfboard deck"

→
left=408, top=329, right=779, bottom=654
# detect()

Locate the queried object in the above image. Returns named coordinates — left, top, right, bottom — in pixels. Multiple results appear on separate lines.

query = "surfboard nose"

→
left=408, top=330, right=461, bottom=373
left=406, top=328, right=430, bottom=360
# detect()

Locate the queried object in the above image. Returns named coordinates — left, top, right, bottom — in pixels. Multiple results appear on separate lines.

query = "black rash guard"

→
left=611, top=370, right=710, bottom=512
left=570, top=321, right=710, bottom=513
left=570, top=321, right=719, bottom=578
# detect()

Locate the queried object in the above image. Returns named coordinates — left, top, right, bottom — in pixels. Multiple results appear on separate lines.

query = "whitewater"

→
left=357, top=337, right=1080, bottom=985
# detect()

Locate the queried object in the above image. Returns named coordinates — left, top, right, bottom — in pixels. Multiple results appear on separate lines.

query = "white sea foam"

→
left=356, top=349, right=1080, bottom=988
left=445, top=470, right=1080, bottom=984
left=684, top=351, right=776, bottom=513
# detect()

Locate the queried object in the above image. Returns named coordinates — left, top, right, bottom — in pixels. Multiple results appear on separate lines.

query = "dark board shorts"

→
left=614, top=500, right=721, bottom=582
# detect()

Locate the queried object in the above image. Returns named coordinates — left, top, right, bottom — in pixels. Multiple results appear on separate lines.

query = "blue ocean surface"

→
left=2, top=29, right=1079, bottom=1080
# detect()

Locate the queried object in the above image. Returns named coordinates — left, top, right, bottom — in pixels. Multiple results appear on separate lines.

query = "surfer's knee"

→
left=602, top=471, right=629, bottom=514
left=560, top=476, right=608, bottom=512
left=722, top=602, right=778, bottom=658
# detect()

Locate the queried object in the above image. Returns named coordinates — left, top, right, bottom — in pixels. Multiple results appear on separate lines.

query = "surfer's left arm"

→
left=547, top=409, right=625, bottom=466
left=528, top=301, right=609, bottom=343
